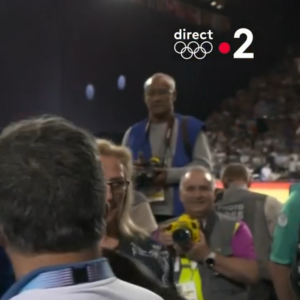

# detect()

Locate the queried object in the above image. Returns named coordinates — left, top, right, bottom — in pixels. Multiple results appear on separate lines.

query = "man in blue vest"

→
left=122, top=73, right=212, bottom=225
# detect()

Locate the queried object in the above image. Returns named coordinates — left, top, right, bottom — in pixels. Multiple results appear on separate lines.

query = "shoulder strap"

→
left=180, top=116, right=192, bottom=161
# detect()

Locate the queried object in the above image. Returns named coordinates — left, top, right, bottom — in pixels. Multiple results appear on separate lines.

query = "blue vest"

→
left=126, top=113, right=204, bottom=216
left=0, top=248, right=15, bottom=298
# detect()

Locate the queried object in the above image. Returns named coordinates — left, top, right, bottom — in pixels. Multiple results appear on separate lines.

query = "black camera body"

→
left=135, top=157, right=163, bottom=189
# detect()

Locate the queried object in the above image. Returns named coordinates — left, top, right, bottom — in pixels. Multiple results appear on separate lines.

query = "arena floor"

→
left=215, top=182, right=291, bottom=203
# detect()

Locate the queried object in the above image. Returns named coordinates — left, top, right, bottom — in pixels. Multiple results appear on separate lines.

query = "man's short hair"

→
left=144, top=73, right=176, bottom=91
left=0, top=116, right=106, bottom=254
left=221, top=163, right=250, bottom=187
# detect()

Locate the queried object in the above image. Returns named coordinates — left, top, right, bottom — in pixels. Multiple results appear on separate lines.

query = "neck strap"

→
left=145, top=115, right=175, bottom=164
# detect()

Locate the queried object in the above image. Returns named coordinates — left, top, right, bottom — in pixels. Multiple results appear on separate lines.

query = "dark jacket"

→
left=119, top=235, right=173, bottom=285
left=103, top=248, right=184, bottom=300
left=0, top=247, right=14, bottom=297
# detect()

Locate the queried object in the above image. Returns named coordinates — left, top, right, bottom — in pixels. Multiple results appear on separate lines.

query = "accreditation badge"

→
left=148, top=189, right=164, bottom=202
left=278, top=212, right=288, bottom=227
left=176, top=281, right=197, bottom=300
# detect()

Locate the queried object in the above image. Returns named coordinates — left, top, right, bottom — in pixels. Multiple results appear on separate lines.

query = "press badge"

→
left=176, top=281, right=197, bottom=300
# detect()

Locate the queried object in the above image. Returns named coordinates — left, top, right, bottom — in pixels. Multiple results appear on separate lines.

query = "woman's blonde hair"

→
left=96, top=139, right=147, bottom=238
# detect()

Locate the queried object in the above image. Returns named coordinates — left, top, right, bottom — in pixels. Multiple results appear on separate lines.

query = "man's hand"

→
left=153, top=168, right=167, bottom=187
left=157, top=224, right=173, bottom=246
left=133, top=160, right=146, bottom=172
left=185, top=231, right=211, bottom=262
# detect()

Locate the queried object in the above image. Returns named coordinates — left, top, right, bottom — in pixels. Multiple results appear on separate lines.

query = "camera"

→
left=135, top=157, right=164, bottom=188
left=164, top=214, right=200, bottom=247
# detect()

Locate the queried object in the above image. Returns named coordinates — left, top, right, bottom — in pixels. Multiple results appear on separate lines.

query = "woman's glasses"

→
left=106, top=179, right=129, bottom=195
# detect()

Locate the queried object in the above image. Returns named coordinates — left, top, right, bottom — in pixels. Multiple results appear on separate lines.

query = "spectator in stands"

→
left=206, top=46, right=300, bottom=180
left=123, top=73, right=212, bottom=222
left=215, top=163, right=282, bottom=300
left=97, top=139, right=172, bottom=284
left=162, top=166, right=258, bottom=300
left=0, top=116, right=162, bottom=300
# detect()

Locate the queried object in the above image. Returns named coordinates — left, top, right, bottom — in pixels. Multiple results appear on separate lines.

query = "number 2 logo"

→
left=233, top=28, right=254, bottom=59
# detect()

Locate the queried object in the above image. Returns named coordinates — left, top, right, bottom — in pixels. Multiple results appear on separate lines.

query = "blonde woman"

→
left=96, top=139, right=172, bottom=284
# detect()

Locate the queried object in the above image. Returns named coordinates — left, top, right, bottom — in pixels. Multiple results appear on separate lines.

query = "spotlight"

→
left=117, top=75, right=126, bottom=90
left=85, top=84, right=95, bottom=100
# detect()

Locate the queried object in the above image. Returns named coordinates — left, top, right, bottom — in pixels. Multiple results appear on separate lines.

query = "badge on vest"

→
left=149, top=189, right=165, bottom=202
left=278, top=212, right=288, bottom=227
left=176, top=281, right=197, bottom=300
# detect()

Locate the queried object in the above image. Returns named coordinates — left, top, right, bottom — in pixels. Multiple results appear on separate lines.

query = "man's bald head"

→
left=180, top=166, right=215, bottom=190
left=180, top=166, right=215, bottom=219
left=144, top=73, right=176, bottom=119
left=144, top=73, right=176, bottom=91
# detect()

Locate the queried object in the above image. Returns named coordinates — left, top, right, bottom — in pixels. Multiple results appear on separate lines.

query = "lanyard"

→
left=144, top=116, right=175, bottom=164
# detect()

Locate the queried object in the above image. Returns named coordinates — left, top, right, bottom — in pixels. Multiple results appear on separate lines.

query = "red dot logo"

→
left=219, top=42, right=230, bottom=54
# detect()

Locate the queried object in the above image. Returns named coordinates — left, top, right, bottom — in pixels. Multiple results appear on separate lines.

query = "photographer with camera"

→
left=215, top=163, right=282, bottom=300
left=122, top=73, right=212, bottom=224
left=162, top=166, right=259, bottom=300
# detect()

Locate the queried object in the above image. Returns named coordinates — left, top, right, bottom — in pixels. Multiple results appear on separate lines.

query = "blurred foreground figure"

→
left=0, top=116, right=162, bottom=300
left=270, top=183, right=300, bottom=300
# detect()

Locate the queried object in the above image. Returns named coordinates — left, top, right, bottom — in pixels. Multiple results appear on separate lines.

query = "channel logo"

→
left=174, top=29, right=213, bottom=60
left=174, top=28, right=254, bottom=60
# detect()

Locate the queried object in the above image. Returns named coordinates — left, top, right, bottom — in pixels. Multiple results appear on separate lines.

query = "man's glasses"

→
left=145, top=88, right=174, bottom=97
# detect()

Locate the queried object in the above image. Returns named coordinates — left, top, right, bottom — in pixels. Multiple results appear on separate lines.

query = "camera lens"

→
left=172, top=227, right=192, bottom=244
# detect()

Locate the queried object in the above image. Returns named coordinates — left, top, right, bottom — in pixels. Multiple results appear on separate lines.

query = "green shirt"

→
left=270, top=183, right=300, bottom=265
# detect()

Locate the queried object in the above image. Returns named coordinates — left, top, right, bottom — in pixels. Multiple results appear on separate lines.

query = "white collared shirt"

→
left=10, top=278, right=163, bottom=300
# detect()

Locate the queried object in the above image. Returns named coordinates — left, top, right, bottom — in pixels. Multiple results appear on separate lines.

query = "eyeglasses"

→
left=145, top=88, right=174, bottom=97
left=106, top=180, right=129, bottom=194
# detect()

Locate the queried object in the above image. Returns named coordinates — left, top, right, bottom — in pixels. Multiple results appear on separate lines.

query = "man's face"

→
left=99, top=155, right=128, bottom=218
left=144, top=77, right=175, bottom=116
left=180, top=171, right=214, bottom=219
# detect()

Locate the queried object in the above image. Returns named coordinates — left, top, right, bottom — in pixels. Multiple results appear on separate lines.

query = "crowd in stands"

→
left=206, top=45, right=300, bottom=180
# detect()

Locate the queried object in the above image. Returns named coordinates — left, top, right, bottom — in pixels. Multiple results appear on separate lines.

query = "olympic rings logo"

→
left=174, top=41, right=213, bottom=60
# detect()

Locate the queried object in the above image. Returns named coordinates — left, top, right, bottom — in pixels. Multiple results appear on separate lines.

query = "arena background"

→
left=0, top=0, right=298, bottom=195
left=0, top=0, right=286, bottom=133
left=216, top=181, right=291, bottom=203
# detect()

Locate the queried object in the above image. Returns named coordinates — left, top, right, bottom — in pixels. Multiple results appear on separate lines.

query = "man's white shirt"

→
left=9, top=277, right=163, bottom=300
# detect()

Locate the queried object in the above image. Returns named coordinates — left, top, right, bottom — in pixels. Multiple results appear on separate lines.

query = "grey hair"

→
left=144, top=73, right=176, bottom=91
left=179, top=165, right=215, bottom=190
